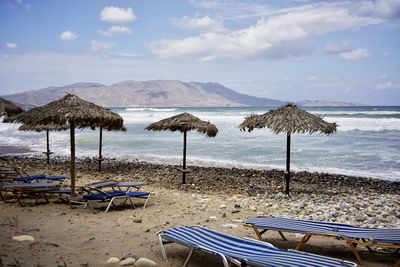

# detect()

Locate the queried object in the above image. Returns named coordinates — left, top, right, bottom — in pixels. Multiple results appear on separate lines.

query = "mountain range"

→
left=1, top=80, right=359, bottom=107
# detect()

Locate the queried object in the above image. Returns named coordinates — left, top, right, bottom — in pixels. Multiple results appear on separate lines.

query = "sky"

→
left=0, top=0, right=399, bottom=105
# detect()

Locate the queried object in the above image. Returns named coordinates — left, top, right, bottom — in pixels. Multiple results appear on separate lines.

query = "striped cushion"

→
left=246, top=217, right=400, bottom=244
left=161, top=226, right=356, bottom=267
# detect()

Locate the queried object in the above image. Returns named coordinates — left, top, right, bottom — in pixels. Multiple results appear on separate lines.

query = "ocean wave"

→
left=125, top=107, right=178, bottom=112
left=321, top=113, right=400, bottom=119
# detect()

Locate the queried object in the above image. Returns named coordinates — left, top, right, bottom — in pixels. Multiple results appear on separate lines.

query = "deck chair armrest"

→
left=241, top=237, right=276, bottom=248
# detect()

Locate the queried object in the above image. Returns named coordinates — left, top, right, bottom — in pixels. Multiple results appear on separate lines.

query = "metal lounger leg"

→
left=295, top=234, right=312, bottom=250
left=105, top=197, right=120, bottom=213
left=278, top=231, right=288, bottom=241
left=158, top=234, right=168, bottom=262
left=183, top=248, right=194, bottom=267
left=143, top=195, right=150, bottom=208
left=347, top=240, right=364, bottom=266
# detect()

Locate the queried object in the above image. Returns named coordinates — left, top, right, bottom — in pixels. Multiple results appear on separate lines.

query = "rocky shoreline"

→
left=2, top=155, right=400, bottom=229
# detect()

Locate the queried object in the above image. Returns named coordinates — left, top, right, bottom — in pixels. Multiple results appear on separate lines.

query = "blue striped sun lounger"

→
left=157, top=226, right=357, bottom=267
left=245, top=216, right=400, bottom=266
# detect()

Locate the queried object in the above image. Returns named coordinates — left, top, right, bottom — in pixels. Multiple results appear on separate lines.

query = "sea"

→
left=1, top=106, right=399, bottom=181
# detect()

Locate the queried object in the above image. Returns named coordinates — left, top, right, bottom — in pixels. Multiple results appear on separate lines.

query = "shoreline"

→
left=4, top=154, right=399, bottom=194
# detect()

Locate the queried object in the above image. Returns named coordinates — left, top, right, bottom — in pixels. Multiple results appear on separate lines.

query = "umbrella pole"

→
left=182, top=131, right=187, bottom=185
left=285, top=133, right=291, bottom=195
left=98, top=126, right=103, bottom=172
left=46, top=130, right=50, bottom=164
left=70, top=122, right=76, bottom=196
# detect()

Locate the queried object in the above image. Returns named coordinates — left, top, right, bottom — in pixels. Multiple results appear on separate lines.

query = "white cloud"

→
left=98, top=25, right=132, bottom=36
left=324, top=41, right=352, bottom=54
left=90, top=40, right=115, bottom=52
left=375, top=81, right=400, bottom=91
left=60, top=31, right=79, bottom=41
left=338, top=48, right=369, bottom=61
left=151, top=3, right=382, bottom=61
left=356, top=0, right=400, bottom=19
left=189, top=0, right=273, bottom=19
left=6, top=43, right=18, bottom=49
left=173, top=16, right=225, bottom=32
left=100, top=6, right=136, bottom=23
left=12, top=0, right=31, bottom=10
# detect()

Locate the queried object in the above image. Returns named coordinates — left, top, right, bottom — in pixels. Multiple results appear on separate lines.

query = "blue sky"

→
left=0, top=0, right=399, bottom=105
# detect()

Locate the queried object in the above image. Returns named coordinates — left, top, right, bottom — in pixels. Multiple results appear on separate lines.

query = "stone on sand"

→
left=120, top=258, right=136, bottom=266
left=134, top=258, right=156, bottom=267
left=107, top=257, right=120, bottom=264
left=12, top=235, right=35, bottom=242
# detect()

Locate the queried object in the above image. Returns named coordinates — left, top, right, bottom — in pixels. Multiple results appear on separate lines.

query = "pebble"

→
left=134, top=258, right=157, bottom=267
left=107, top=257, right=120, bottom=264
left=120, top=258, right=136, bottom=266
left=23, top=226, right=40, bottom=233
left=12, top=235, right=35, bottom=242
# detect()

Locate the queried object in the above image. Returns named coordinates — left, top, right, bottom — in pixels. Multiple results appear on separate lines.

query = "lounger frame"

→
left=245, top=217, right=400, bottom=266
left=82, top=186, right=150, bottom=213
left=158, top=225, right=357, bottom=267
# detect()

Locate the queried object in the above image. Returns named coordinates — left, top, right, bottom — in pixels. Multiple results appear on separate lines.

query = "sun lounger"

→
left=245, top=216, right=400, bottom=266
left=14, top=174, right=68, bottom=185
left=83, top=189, right=150, bottom=212
left=0, top=182, right=62, bottom=206
left=78, top=180, right=149, bottom=212
left=157, top=226, right=357, bottom=267
left=49, top=180, right=146, bottom=205
left=88, top=180, right=144, bottom=191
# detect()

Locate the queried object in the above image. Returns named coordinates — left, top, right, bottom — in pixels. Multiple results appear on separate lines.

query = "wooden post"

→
left=70, top=121, right=76, bottom=197
left=98, top=126, right=103, bottom=172
left=285, top=133, right=291, bottom=195
left=182, top=131, right=187, bottom=185
left=46, top=130, right=50, bottom=164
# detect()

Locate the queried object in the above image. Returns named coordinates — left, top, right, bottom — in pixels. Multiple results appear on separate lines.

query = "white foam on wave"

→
left=324, top=117, right=400, bottom=132
left=125, top=107, right=178, bottom=112
left=311, top=110, right=400, bottom=116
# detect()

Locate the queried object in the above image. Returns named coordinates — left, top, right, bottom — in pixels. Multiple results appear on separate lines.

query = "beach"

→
left=0, top=155, right=399, bottom=266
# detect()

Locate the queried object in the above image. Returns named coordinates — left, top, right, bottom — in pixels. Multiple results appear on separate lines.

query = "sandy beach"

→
left=0, top=155, right=399, bottom=267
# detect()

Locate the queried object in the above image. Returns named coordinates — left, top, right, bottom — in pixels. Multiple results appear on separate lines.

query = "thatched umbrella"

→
left=0, top=97, right=23, bottom=118
left=8, top=94, right=125, bottom=195
left=145, top=112, right=218, bottom=184
left=240, top=103, right=337, bottom=194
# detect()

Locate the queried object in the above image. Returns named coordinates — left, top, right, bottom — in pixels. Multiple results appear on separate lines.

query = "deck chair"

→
left=81, top=180, right=150, bottom=212
left=0, top=182, right=62, bottom=206
left=14, top=175, right=68, bottom=186
left=83, top=190, right=150, bottom=212
left=50, top=180, right=145, bottom=205
left=245, top=216, right=400, bottom=266
left=158, top=226, right=357, bottom=267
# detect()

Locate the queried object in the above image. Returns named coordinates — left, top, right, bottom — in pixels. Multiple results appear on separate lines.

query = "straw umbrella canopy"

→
left=240, top=103, right=337, bottom=194
left=8, top=94, right=125, bottom=195
left=0, top=97, right=23, bottom=118
left=145, top=112, right=218, bottom=184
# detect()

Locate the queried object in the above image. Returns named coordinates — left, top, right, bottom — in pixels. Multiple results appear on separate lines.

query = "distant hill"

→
left=2, top=80, right=285, bottom=108
left=296, top=100, right=362, bottom=107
